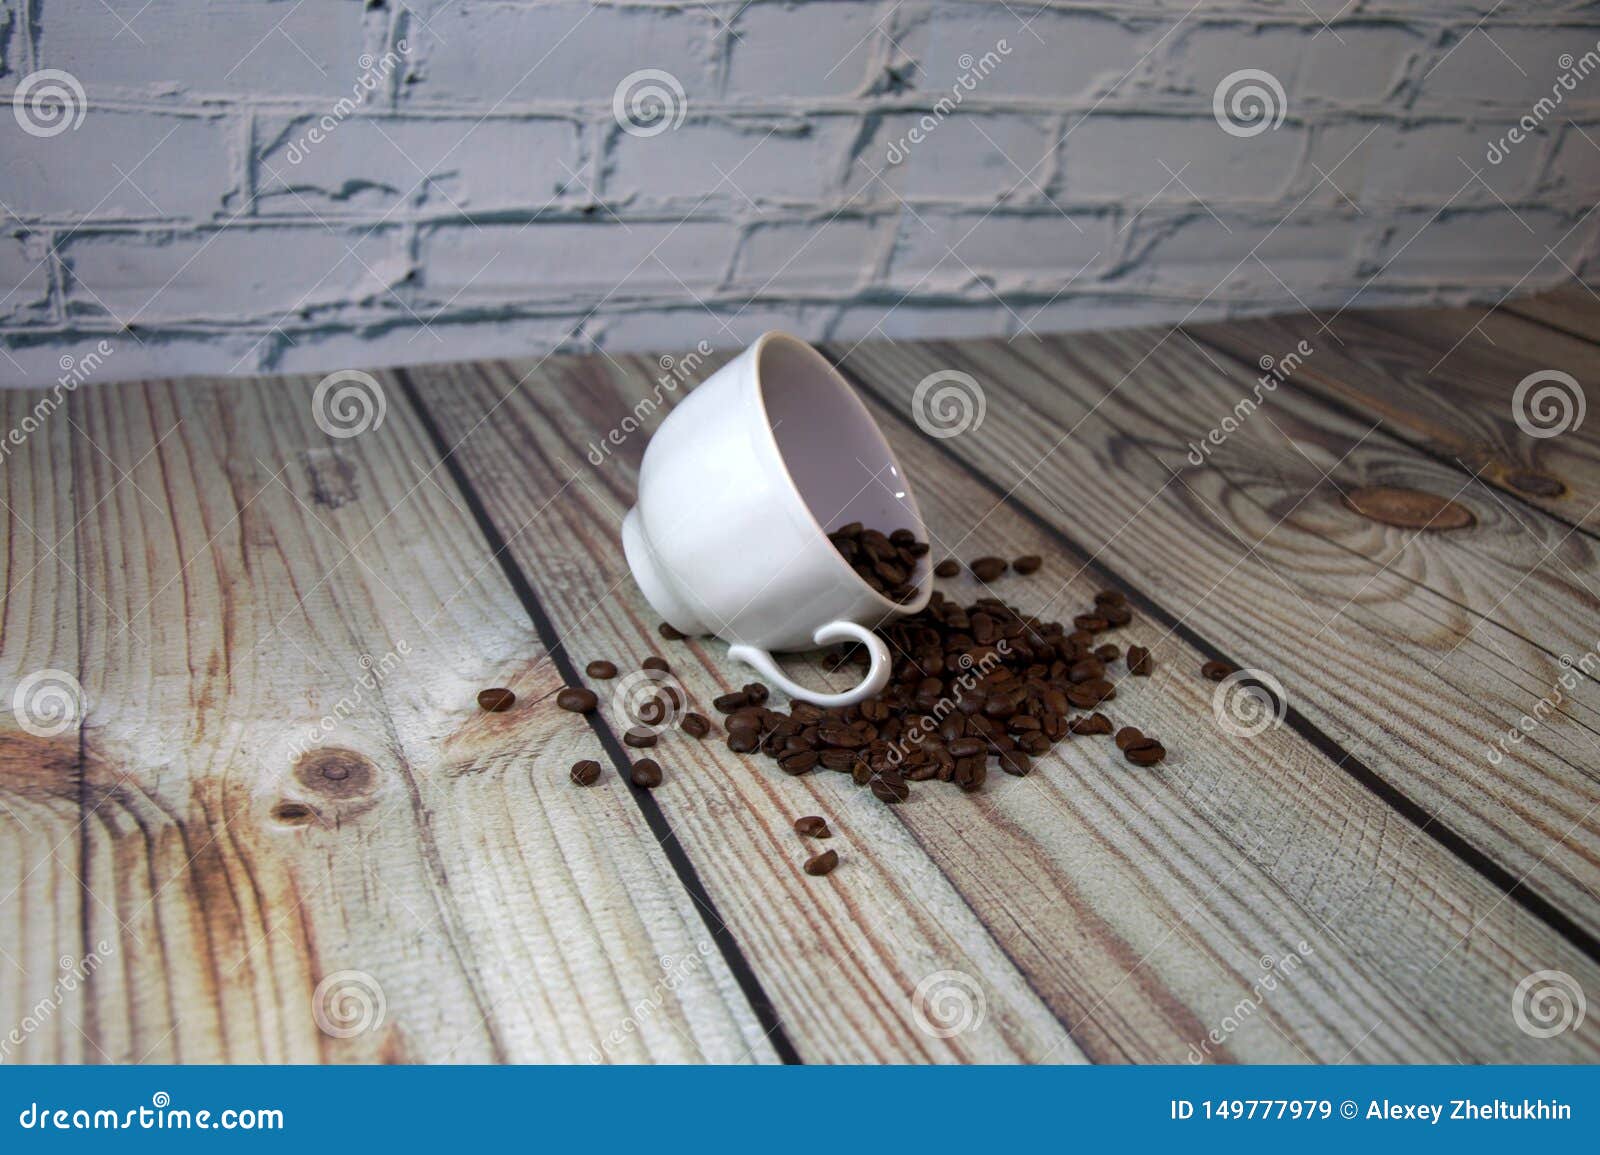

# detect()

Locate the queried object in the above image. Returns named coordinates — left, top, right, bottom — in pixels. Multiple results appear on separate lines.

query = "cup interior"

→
left=756, top=335, right=928, bottom=602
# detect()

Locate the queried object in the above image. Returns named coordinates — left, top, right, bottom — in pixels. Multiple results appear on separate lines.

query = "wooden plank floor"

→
left=3, top=289, right=1600, bottom=1063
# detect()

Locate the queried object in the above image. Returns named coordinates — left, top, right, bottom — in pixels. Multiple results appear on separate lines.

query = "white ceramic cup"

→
left=621, top=332, right=930, bottom=706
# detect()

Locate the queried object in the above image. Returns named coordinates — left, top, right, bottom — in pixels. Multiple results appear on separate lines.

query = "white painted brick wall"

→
left=2, top=0, right=1600, bottom=386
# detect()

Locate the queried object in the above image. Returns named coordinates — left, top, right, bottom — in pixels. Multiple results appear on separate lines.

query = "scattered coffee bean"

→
left=1012, top=554, right=1042, bottom=575
left=794, top=815, right=831, bottom=839
left=713, top=690, right=750, bottom=713
left=477, top=687, right=516, bottom=712
left=1201, top=660, right=1238, bottom=682
left=1074, top=614, right=1109, bottom=633
left=1095, top=589, right=1126, bottom=607
left=658, top=621, right=688, bottom=640
left=1126, top=645, right=1153, bottom=675
left=1115, top=726, right=1143, bottom=750
left=1124, top=737, right=1167, bottom=766
left=630, top=758, right=663, bottom=788
left=585, top=660, right=618, bottom=680
left=1069, top=712, right=1114, bottom=736
left=557, top=686, right=599, bottom=713
left=970, top=556, right=1007, bottom=581
left=623, top=728, right=658, bottom=748
left=1100, top=603, right=1132, bottom=626
left=642, top=656, right=670, bottom=673
left=803, top=849, right=840, bottom=877
left=570, top=759, right=602, bottom=786
left=1094, top=643, right=1120, bottom=663
left=997, top=749, right=1032, bottom=776
left=934, top=559, right=961, bottom=578
left=829, top=522, right=927, bottom=603
left=681, top=712, right=712, bottom=738
left=743, top=682, right=769, bottom=706
left=870, top=774, right=910, bottom=803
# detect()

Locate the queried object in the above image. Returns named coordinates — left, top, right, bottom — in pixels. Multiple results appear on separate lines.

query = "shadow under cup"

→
left=757, top=336, right=931, bottom=613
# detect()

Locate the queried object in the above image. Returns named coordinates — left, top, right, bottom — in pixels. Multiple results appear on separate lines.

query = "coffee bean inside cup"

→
left=827, top=522, right=928, bottom=603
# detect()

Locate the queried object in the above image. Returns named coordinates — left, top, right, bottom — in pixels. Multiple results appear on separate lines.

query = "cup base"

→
left=621, top=506, right=710, bottom=637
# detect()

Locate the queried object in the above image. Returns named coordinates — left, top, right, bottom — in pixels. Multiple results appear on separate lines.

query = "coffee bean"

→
left=1094, top=643, right=1120, bottom=663
left=1094, top=589, right=1126, bottom=607
left=681, top=712, right=711, bottom=738
left=1126, top=645, right=1152, bottom=676
left=818, top=726, right=866, bottom=748
left=658, top=622, right=688, bottom=640
left=1100, top=603, right=1132, bottom=626
left=1115, top=726, right=1143, bottom=750
left=477, top=687, right=516, bottom=712
left=794, top=815, right=831, bottom=838
left=1201, top=660, right=1238, bottom=682
left=779, top=749, right=819, bottom=775
left=1069, top=712, right=1113, bottom=736
left=727, top=730, right=760, bottom=754
left=1068, top=658, right=1105, bottom=683
left=803, top=849, right=840, bottom=876
left=934, top=559, right=961, bottom=578
left=557, top=687, right=598, bottom=713
left=713, top=690, right=750, bottom=713
left=623, top=728, right=657, bottom=748
left=829, top=522, right=929, bottom=603
left=743, top=682, right=769, bottom=706
left=1012, top=554, right=1042, bottom=575
left=997, top=749, right=1032, bottom=776
left=585, top=660, right=617, bottom=680
left=642, top=656, right=670, bottom=673
left=970, top=556, right=1007, bottom=581
left=630, top=758, right=663, bottom=788
left=870, top=773, right=910, bottom=803
left=1073, top=614, right=1109, bottom=632
left=1124, top=737, right=1166, bottom=766
left=570, top=759, right=602, bottom=786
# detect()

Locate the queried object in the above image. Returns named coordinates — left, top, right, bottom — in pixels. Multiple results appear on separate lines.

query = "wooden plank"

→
left=406, top=357, right=1083, bottom=1063
left=826, top=330, right=1600, bottom=953
left=1504, top=285, right=1600, bottom=345
left=412, top=352, right=1600, bottom=1061
left=58, top=374, right=770, bottom=1063
left=0, top=390, right=87, bottom=1063
left=1189, top=307, right=1600, bottom=525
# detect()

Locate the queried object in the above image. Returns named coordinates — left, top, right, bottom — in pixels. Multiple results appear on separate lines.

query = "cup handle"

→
left=726, top=621, right=891, bottom=708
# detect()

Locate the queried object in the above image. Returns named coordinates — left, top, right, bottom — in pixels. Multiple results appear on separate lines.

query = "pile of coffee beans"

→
left=828, top=522, right=929, bottom=603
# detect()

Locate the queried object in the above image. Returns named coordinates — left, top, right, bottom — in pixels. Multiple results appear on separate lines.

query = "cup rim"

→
left=747, top=330, right=933, bottom=618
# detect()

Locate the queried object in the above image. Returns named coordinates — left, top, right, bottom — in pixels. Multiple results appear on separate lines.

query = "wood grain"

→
left=825, top=329, right=1600, bottom=953
left=1505, top=285, right=1600, bottom=345
left=411, top=352, right=1600, bottom=1061
left=27, top=374, right=770, bottom=1063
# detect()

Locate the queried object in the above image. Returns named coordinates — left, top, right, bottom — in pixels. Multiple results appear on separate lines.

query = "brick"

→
left=36, top=0, right=376, bottom=98
left=255, top=115, right=583, bottom=215
left=1366, top=208, right=1591, bottom=283
left=0, top=232, right=52, bottom=322
left=921, top=8, right=1160, bottom=101
left=893, top=114, right=1056, bottom=201
left=729, top=217, right=885, bottom=290
left=1166, top=22, right=1424, bottom=107
left=1546, top=123, right=1600, bottom=196
left=1423, top=26, right=1600, bottom=109
left=725, top=1, right=917, bottom=100
left=411, top=1, right=712, bottom=106
left=1119, top=212, right=1372, bottom=296
left=1064, top=115, right=1307, bottom=203
left=605, top=116, right=856, bottom=205
left=1357, top=121, right=1542, bottom=205
left=414, top=220, right=737, bottom=303
left=270, top=317, right=578, bottom=375
left=886, top=211, right=1112, bottom=292
left=0, top=110, right=232, bottom=220
left=60, top=226, right=403, bottom=323
left=829, top=302, right=1015, bottom=344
